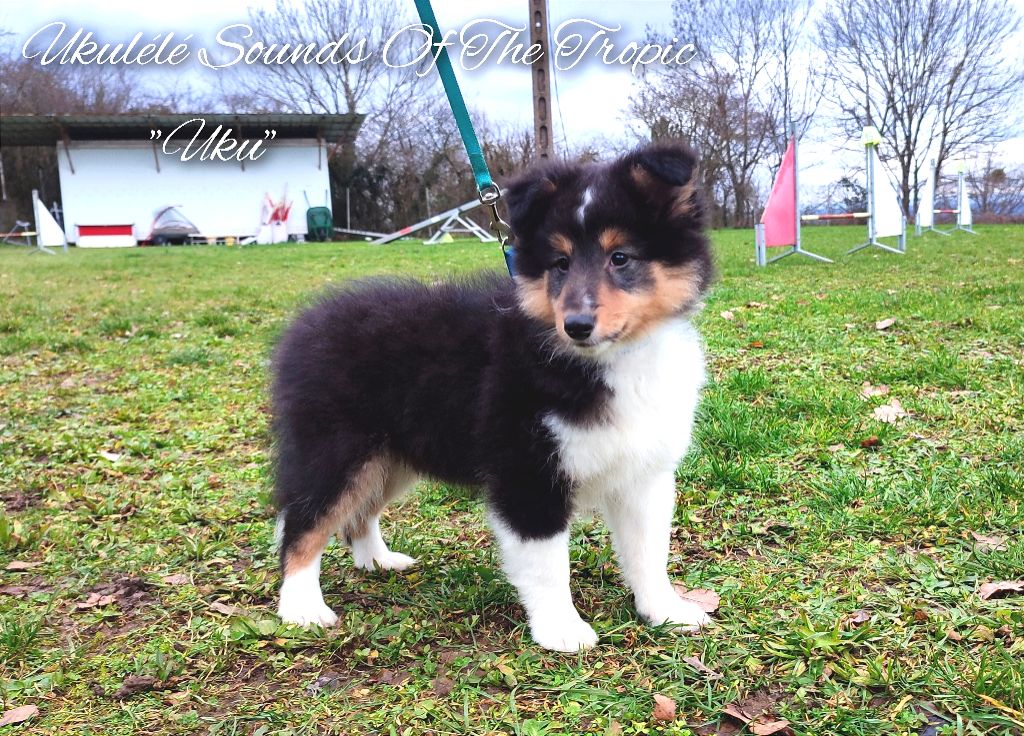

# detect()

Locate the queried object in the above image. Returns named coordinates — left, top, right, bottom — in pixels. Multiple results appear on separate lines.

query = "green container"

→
left=306, top=207, right=333, bottom=242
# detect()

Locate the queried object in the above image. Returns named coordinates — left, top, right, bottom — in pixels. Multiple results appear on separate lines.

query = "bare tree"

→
left=970, top=152, right=1024, bottom=219
left=630, top=0, right=819, bottom=226
left=817, top=0, right=1024, bottom=217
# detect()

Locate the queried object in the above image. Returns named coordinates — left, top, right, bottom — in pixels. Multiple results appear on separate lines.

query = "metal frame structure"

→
left=847, top=132, right=906, bottom=255
left=370, top=199, right=496, bottom=246
left=914, top=161, right=976, bottom=237
left=953, top=169, right=977, bottom=235
left=755, top=125, right=832, bottom=266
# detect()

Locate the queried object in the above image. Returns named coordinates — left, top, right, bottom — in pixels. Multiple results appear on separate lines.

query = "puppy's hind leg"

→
left=277, top=515, right=337, bottom=628
left=276, top=450, right=392, bottom=628
left=347, top=460, right=420, bottom=572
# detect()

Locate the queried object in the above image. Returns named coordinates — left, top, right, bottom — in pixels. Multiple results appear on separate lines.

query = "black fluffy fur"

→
left=272, top=142, right=712, bottom=562
left=273, top=274, right=607, bottom=551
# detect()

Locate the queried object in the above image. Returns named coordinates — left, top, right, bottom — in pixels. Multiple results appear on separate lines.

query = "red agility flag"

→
left=761, top=138, right=797, bottom=247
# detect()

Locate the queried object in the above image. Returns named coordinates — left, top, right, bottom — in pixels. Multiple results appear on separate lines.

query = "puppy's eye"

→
left=553, top=256, right=570, bottom=272
left=610, top=251, right=630, bottom=267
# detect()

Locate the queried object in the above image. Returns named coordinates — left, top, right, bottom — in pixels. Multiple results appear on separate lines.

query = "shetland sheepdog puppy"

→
left=271, top=143, right=714, bottom=651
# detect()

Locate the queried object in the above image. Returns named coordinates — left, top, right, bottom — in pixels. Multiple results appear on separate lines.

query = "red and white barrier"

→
left=755, top=126, right=906, bottom=266
left=914, top=160, right=976, bottom=236
left=754, top=132, right=832, bottom=265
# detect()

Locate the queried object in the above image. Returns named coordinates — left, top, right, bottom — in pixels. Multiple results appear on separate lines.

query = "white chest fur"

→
left=544, top=320, right=705, bottom=506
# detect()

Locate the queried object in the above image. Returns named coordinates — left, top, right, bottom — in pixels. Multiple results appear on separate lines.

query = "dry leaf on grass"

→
left=306, top=672, right=345, bottom=694
left=970, top=532, right=1007, bottom=552
left=673, top=586, right=721, bottom=613
left=0, top=705, right=39, bottom=727
left=875, top=318, right=896, bottom=330
left=845, top=609, right=871, bottom=627
left=721, top=691, right=792, bottom=735
left=682, top=655, right=723, bottom=680
left=209, top=601, right=245, bottom=617
left=75, top=592, right=116, bottom=610
left=751, top=720, right=792, bottom=735
left=720, top=310, right=735, bottom=321
left=5, top=560, right=41, bottom=571
left=873, top=399, right=908, bottom=423
left=652, top=694, right=677, bottom=721
left=860, top=382, right=890, bottom=398
left=114, top=675, right=160, bottom=699
left=860, top=436, right=882, bottom=448
left=432, top=677, right=455, bottom=697
left=98, top=450, right=122, bottom=462
left=161, top=573, right=190, bottom=585
left=978, top=580, right=1024, bottom=600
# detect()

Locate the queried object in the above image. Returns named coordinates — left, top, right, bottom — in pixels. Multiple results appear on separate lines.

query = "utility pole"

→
left=529, top=0, right=554, bottom=160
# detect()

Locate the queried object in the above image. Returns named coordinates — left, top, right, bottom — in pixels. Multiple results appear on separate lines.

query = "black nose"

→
left=564, top=313, right=595, bottom=341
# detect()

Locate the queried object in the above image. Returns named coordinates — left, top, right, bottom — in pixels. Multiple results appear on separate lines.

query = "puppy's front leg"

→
left=488, top=515, right=597, bottom=652
left=602, top=472, right=710, bottom=631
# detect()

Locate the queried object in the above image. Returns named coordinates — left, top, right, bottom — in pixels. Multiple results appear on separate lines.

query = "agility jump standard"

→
left=755, top=126, right=906, bottom=266
left=370, top=199, right=497, bottom=246
left=915, top=160, right=975, bottom=236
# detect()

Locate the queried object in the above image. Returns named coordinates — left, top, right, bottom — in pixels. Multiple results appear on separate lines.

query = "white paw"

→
left=353, top=550, right=418, bottom=572
left=278, top=598, right=338, bottom=628
left=640, top=595, right=711, bottom=632
left=530, top=612, right=599, bottom=652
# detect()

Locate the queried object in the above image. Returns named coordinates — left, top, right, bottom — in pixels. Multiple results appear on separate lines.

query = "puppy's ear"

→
left=616, top=143, right=703, bottom=224
left=504, top=163, right=580, bottom=239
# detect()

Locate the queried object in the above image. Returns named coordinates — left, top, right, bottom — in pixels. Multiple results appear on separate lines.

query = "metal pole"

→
left=792, top=122, right=800, bottom=253
left=346, top=187, right=351, bottom=230
left=425, top=187, right=433, bottom=239
left=530, top=0, right=554, bottom=160
left=866, top=142, right=875, bottom=245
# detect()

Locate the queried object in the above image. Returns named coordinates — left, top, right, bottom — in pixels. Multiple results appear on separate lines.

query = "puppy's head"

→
left=504, top=142, right=713, bottom=356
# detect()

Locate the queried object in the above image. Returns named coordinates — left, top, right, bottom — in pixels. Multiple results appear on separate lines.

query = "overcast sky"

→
left=3, top=0, right=1023, bottom=193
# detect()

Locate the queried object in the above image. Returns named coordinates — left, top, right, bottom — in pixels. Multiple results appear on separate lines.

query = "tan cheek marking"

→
left=517, top=274, right=556, bottom=322
left=598, top=227, right=630, bottom=253
left=595, top=263, right=702, bottom=340
left=549, top=233, right=574, bottom=256
left=651, top=262, right=700, bottom=314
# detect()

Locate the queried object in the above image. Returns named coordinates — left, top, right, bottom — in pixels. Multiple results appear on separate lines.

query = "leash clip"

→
left=478, top=184, right=516, bottom=277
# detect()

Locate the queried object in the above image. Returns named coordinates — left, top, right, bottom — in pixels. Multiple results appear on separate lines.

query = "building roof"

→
left=0, top=113, right=364, bottom=147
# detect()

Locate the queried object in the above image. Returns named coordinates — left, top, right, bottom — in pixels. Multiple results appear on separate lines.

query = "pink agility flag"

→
left=761, top=138, right=797, bottom=247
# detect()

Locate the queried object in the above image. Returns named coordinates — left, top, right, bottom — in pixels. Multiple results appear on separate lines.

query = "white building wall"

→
left=56, top=139, right=331, bottom=243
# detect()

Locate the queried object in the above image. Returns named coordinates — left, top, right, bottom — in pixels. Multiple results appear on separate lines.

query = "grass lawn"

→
left=1, top=225, right=1022, bottom=736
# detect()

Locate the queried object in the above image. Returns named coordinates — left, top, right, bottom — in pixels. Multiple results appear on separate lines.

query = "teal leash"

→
left=412, top=0, right=516, bottom=277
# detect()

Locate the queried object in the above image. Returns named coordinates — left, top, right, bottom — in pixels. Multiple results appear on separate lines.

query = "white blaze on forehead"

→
left=577, top=186, right=594, bottom=226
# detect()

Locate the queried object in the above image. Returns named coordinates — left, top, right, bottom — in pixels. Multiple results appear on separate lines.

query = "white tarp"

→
left=917, top=161, right=935, bottom=229
left=958, top=172, right=973, bottom=227
left=870, top=147, right=904, bottom=238
left=33, top=194, right=67, bottom=248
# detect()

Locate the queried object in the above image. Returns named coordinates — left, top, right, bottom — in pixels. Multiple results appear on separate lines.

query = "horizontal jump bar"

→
left=800, top=212, right=869, bottom=221
left=933, top=209, right=958, bottom=213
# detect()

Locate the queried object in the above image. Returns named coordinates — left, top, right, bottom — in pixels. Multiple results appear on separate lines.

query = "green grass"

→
left=1, top=227, right=1022, bottom=735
